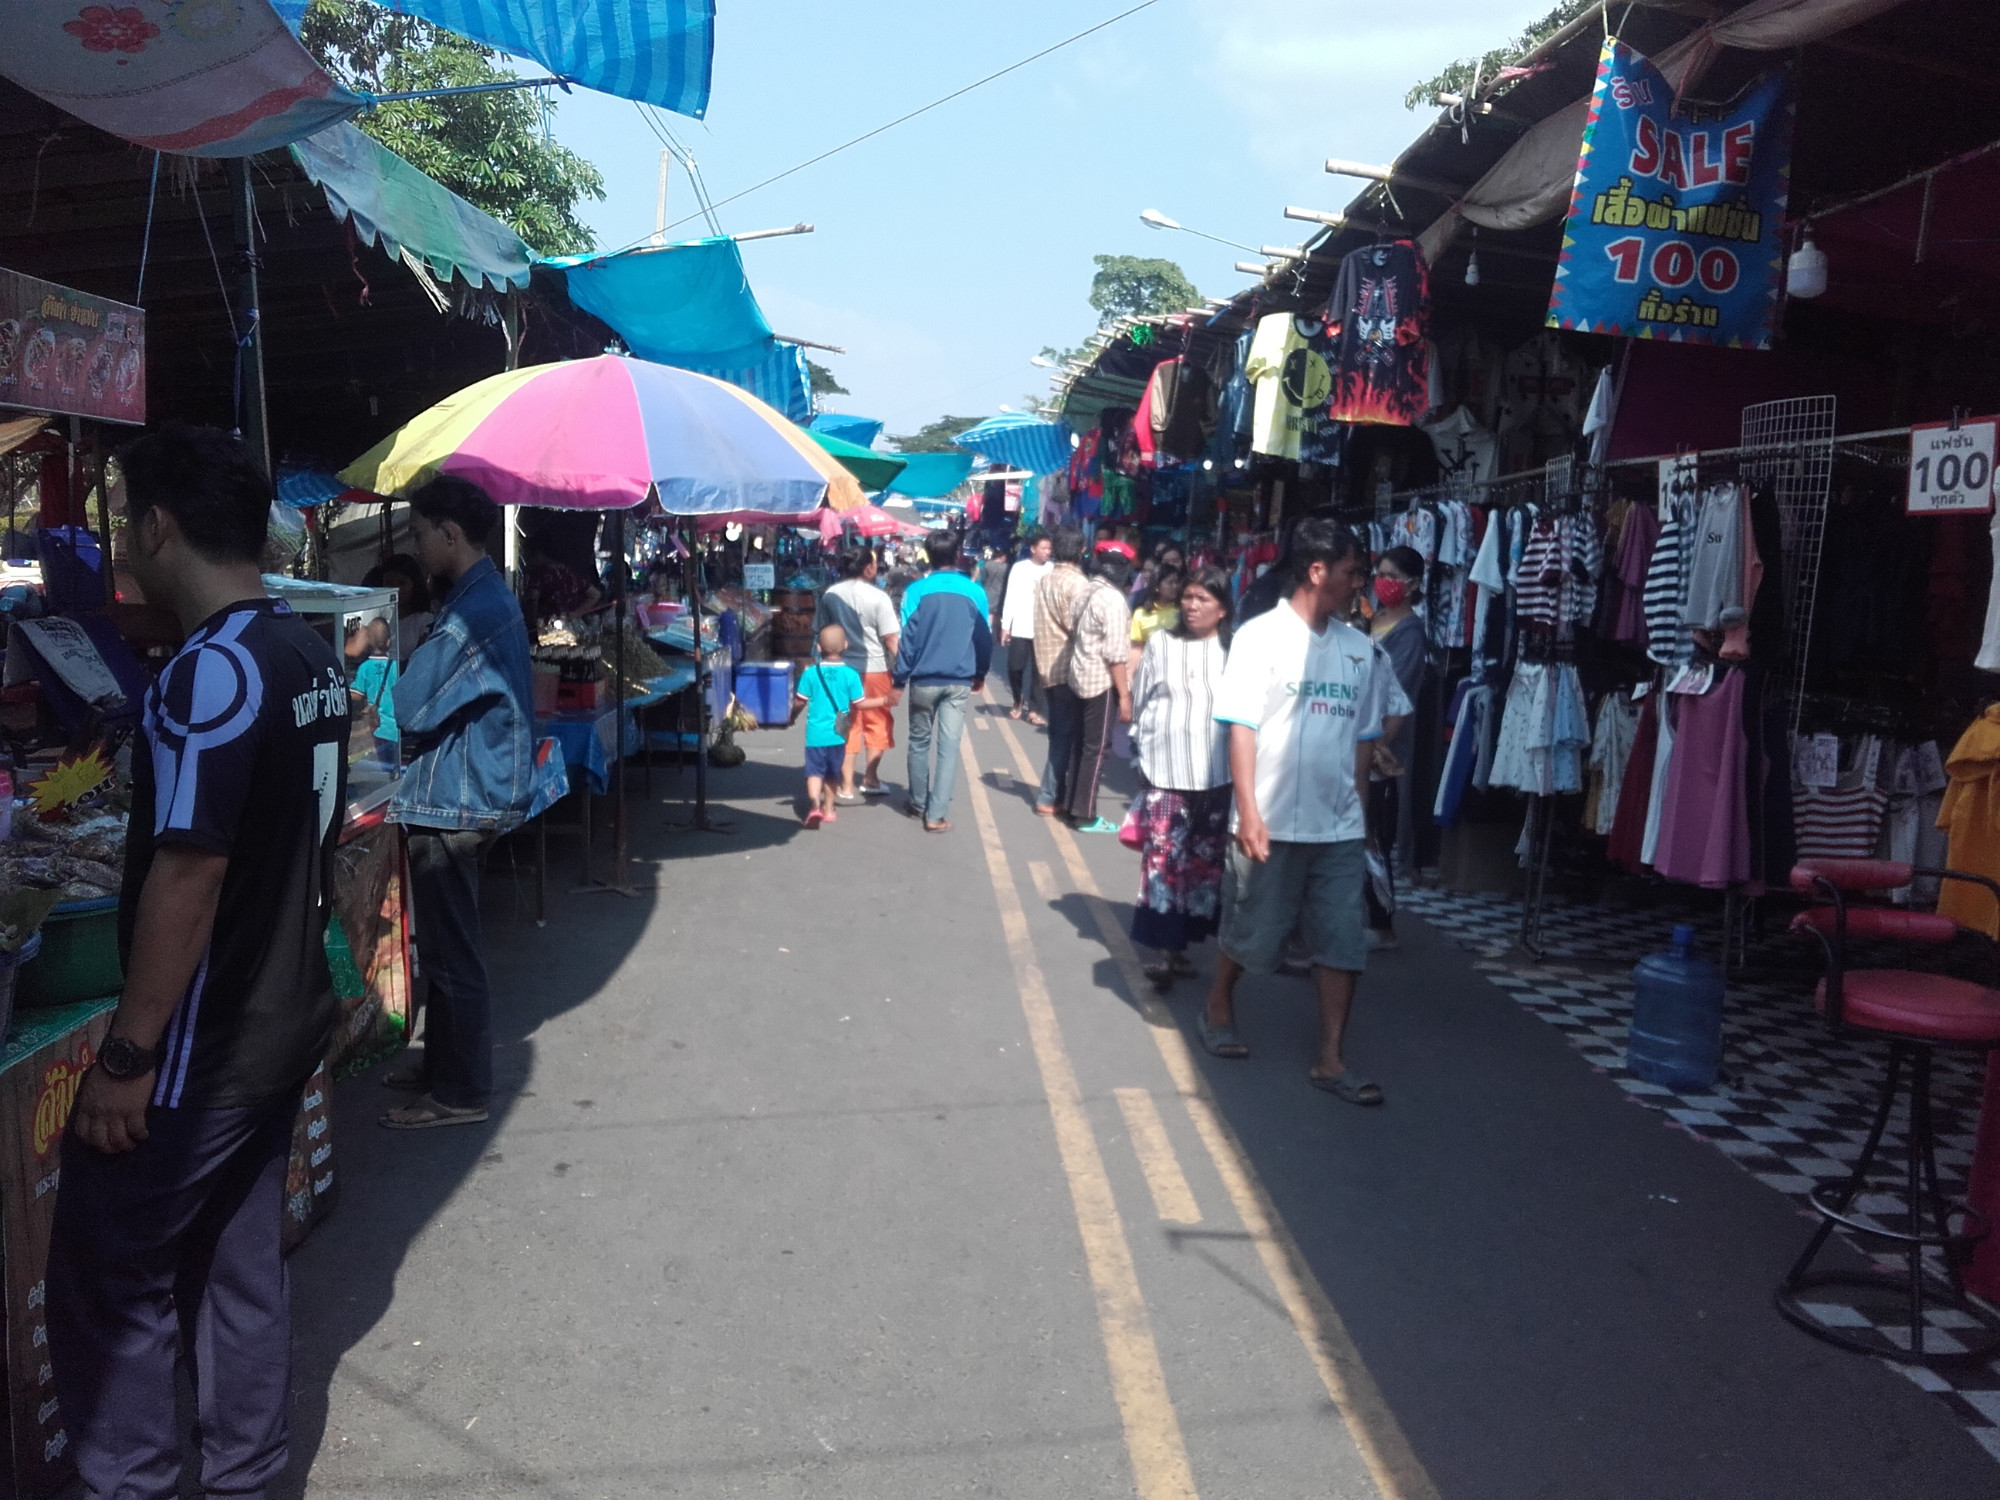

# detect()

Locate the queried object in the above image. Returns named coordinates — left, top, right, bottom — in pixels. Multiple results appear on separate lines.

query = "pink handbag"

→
left=1118, top=801, right=1144, bottom=850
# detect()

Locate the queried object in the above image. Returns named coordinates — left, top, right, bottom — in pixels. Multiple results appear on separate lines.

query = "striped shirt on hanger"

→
left=1130, top=630, right=1230, bottom=790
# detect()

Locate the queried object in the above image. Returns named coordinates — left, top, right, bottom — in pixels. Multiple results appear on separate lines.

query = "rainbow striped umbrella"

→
left=340, top=354, right=864, bottom=515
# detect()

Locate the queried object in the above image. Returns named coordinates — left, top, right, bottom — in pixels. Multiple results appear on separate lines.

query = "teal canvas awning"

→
left=290, top=124, right=533, bottom=291
left=885, top=452, right=977, bottom=499
left=549, top=240, right=773, bottom=369
left=809, top=432, right=906, bottom=493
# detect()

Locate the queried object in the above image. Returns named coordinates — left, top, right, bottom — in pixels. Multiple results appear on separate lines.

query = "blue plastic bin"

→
left=735, top=661, right=793, bottom=726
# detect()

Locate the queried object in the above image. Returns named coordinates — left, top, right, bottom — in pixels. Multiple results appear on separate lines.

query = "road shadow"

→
left=268, top=744, right=802, bottom=1497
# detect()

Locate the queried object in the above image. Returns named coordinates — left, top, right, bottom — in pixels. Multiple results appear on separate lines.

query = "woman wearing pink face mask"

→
left=1365, top=547, right=1426, bottom=948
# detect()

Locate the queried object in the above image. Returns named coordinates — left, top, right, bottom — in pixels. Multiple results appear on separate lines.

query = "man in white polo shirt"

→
left=1201, top=516, right=1386, bottom=1105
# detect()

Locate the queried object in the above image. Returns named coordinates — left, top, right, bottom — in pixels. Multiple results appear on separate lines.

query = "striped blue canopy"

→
left=274, top=0, right=713, bottom=118
left=951, top=414, right=1075, bottom=477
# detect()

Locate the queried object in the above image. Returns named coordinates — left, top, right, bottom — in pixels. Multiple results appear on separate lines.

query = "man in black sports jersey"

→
left=48, top=426, right=348, bottom=1499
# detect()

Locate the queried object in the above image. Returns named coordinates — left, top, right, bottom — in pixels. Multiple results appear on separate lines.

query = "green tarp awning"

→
left=809, top=430, right=907, bottom=493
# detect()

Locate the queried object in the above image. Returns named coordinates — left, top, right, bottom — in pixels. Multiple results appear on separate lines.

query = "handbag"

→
left=1118, top=796, right=1145, bottom=850
left=816, top=664, right=854, bottom=740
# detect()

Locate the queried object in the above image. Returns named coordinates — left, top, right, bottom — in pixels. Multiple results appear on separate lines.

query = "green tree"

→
left=806, top=359, right=848, bottom=398
left=1087, top=255, right=1200, bottom=321
left=301, top=0, right=605, bottom=256
left=887, top=415, right=983, bottom=453
left=1404, top=2, right=1591, bottom=111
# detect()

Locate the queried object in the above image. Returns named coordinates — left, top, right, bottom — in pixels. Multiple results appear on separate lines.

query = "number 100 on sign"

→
left=1908, top=419, right=1996, bottom=516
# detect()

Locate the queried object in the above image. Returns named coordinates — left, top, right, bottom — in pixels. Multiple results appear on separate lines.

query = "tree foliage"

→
left=300, top=0, right=605, bottom=256
left=1403, top=3, right=1592, bottom=111
left=806, top=359, right=848, bottom=398
left=1087, top=255, right=1200, bottom=321
left=887, top=416, right=983, bottom=454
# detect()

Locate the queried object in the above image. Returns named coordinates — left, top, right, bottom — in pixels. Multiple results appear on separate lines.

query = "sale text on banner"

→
left=1547, top=37, right=1794, bottom=349
left=1907, top=420, right=1996, bottom=516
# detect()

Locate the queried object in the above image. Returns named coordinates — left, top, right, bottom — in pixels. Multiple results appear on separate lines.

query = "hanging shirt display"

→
left=1421, top=407, right=1498, bottom=491
left=1245, top=312, right=1329, bottom=461
left=1324, top=240, right=1431, bottom=426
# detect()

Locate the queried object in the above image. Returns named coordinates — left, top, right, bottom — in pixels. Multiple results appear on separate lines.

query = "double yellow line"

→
left=959, top=718, right=1440, bottom=1500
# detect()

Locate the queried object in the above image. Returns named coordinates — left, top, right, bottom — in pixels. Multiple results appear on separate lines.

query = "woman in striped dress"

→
left=1127, top=567, right=1233, bottom=990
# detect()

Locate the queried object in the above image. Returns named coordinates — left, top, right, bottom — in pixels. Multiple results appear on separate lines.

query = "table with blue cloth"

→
left=533, top=667, right=696, bottom=796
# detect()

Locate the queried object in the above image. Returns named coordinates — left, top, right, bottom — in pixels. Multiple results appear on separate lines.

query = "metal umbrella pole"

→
left=578, top=509, right=640, bottom=894
left=675, top=523, right=732, bottom=834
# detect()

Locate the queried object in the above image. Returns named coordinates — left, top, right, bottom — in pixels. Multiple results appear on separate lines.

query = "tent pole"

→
left=675, top=523, right=732, bottom=835
left=577, top=509, right=641, bottom=895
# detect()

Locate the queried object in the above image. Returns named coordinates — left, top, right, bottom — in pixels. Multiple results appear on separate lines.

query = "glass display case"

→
left=261, top=576, right=401, bottom=819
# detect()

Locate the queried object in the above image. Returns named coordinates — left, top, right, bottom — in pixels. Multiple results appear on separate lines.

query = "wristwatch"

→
left=97, top=1036, right=156, bottom=1081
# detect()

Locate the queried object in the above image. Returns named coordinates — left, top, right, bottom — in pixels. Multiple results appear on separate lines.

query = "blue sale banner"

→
left=1547, top=37, right=1794, bottom=349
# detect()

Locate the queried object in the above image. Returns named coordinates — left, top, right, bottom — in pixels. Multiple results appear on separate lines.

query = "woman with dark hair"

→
left=1365, top=545, right=1426, bottom=946
left=1128, top=566, right=1233, bottom=988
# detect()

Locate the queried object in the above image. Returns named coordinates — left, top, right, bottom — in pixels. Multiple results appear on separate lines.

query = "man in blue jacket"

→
left=893, top=531, right=993, bottom=832
left=381, top=476, right=536, bottom=1129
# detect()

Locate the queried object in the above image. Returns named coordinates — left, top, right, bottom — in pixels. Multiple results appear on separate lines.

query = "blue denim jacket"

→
left=390, top=557, right=538, bottom=832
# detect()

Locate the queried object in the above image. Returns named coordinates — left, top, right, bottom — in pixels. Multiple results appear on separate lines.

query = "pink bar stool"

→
left=1779, top=858, right=2000, bottom=1367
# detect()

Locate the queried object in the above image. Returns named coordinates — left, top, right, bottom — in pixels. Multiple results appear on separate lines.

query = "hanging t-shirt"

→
left=1212, top=605, right=1382, bottom=843
left=1245, top=312, right=1329, bottom=461
left=1324, top=240, right=1432, bottom=426
left=1421, top=406, right=1497, bottom=490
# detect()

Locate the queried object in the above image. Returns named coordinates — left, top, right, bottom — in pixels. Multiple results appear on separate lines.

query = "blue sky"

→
left=547, top=2, right=1554, bottom=439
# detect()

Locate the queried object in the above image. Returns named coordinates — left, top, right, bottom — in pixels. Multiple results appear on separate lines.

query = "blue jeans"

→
left=906, top=683, right=971, bottom=824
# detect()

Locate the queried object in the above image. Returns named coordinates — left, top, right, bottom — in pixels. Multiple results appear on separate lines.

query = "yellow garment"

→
left=1937, top=706, right=2000, bottom=936
left=1130, top=604, right=1179, bottom=644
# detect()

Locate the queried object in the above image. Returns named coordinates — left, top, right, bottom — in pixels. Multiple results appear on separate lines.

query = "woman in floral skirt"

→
left=1127, top=567, right=1233, bottom=990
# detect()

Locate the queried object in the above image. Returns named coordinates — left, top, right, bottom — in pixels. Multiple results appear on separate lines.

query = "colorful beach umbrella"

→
left=340, top=354, right=865, bottom=515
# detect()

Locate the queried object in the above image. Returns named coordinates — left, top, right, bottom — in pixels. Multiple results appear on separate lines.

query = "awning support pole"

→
left=231, top=158, right=271, bottom=478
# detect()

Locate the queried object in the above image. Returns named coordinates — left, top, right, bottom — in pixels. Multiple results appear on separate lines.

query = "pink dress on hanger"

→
left=1651, top=668, right=1754, bottom=891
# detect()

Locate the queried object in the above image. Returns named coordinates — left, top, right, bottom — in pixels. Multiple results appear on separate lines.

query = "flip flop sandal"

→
left=835, top=792, right=861, bottom=804
left=1026, top=714, right=1047, bottom=727
left=1033, top=803, right=1059, bottom=817
left=1142, top=960, right=1176, bottom=993
left=900, top=800, right=923, bottom=819
left=925, top=820, right=952, bottom=833
left=1310, top=1072, right=1384, bottom=1106
left=861, top=784, right=890, bottom=797
left=1197, top=1016, right=1250, bottom=1059
left=804, top=809, right=825, bottom=829
left=380, top=1094, right=490, bottom=1130
left=1169, top=954, right=1198, bottom=978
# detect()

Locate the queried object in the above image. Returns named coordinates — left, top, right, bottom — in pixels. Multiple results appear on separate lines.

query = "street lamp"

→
left=1140, top=208, right=1260, bottom=256
left=1029, top=355, right=1055, bottom=368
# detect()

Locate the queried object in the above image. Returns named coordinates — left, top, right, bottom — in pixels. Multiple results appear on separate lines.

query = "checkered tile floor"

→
left=1401, top=886, right=2000, bottom=1458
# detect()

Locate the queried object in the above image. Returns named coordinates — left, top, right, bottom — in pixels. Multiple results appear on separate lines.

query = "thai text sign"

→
left=1907, top=420, right=1996, bottom=516
left=0, top=268, right=145, bottom=425
left=1547, top=38, right=1793, bottom=349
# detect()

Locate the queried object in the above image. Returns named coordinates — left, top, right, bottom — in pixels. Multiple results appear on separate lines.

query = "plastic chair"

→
left=1779, top=857, right=2000, bottom=1366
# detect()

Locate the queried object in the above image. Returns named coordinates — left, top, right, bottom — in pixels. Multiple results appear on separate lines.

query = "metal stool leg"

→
left=1785, top=1045, right=1903, bottom=1286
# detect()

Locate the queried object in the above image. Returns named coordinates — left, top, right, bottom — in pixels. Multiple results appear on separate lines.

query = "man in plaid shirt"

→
left=1041, top=549, right=1133, bottom=830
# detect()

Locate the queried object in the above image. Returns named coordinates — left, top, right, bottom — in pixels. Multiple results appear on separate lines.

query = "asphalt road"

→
left=277, top=704, right=1997, bottom=1499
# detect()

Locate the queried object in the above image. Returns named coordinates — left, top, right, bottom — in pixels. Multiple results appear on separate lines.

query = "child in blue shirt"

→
left=793, top=624, right=886, bottom=829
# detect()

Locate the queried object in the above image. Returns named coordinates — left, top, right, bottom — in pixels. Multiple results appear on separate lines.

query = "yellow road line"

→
left=958, top=734, right=1199, bottom=1500
left=992, top=716, right=1440, bottom=1500
left=1114, top=1088, right=1202, bottom=1225
left=1028, top=860, right=1060, bottom=903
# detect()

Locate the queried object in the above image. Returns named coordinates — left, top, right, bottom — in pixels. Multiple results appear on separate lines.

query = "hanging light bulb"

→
left=1464, top=228, right=1481, bottom=288
left=1787, top=228, right=1828, bottom=299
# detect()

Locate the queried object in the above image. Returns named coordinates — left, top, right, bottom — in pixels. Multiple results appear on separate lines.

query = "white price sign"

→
left=1907, top=419, right=1996, bottom=515
left=741, top=562, right=775, bottom=590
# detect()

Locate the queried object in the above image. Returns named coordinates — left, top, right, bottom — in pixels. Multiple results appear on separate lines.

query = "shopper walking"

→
left=1129, top=566, right=1233, bottom=990
left=1365, top=546, right=1428, bottom=945
left=1050, top=550, right=1134, bottom=831
left=814, top=546, right=900, bottom=799
left=999, top=528, right=1052, bottom=724
left=1201, top=517, right=1388, bottom=1105
left=380, top=475, right=537, bottom=1130
left=1033, top=527, right=1093, bottom=816
left=893, top=532, right=993, bottom=831
left=49, top=426, right=350, bottom=1500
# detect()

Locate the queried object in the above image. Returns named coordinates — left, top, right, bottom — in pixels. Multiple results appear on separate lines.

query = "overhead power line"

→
left=609, top=0, right=1164, bottom=253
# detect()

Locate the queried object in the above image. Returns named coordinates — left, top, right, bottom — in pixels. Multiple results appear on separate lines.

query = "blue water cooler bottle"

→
left=1626, top=923, right=1725, bottom=1090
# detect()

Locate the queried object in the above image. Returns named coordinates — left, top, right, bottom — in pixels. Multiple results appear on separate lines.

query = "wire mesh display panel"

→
left=1739, top=396, right=1837, bottom=730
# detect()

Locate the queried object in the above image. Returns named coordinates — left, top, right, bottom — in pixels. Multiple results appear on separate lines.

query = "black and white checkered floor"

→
left=1401, top=886, right=2000, bottom=1460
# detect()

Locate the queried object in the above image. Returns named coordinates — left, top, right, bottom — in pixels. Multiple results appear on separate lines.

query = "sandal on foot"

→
left=861, top=783, right=890, bottom=797
left=900, top=800, right=923, bottom=820
left=924, top=819, right=952, bottom=833
left=1143, top=960, right=1176, bottom=992
left=804, top=809, right=825, bottom=829
left=1169, top=953, right=1198, bottom=978
left=1025, top=713, right=1047, bottom=728
left=1033, top=803, right=1059, bottom=818
left=380, top=1094, right=489, bottom=1130
left=1197, top=1016, right=1250, bottom=1059
left=1309, top=1072, right=1384, bottom=1106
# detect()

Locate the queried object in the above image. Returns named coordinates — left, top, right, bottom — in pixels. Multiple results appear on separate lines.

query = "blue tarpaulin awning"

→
left=291, top=124, right=535, bottom=291
left=810, top=413, right=884, bottom=449
left=272, top=0, right=713, bottom=119
left=885, top=452, right=977, bottom=499
left=952, top=414, right=1075, bottom=477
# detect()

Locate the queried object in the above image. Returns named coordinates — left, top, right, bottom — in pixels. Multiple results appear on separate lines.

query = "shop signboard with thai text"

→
left=1547, top=38, right=1794, bottom=349
left=1906, top=419, right=1996, bottom=516
left=0, top=269, right=145, bottom=425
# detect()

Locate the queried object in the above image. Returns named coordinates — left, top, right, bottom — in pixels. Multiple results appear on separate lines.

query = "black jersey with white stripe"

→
left=119, top=598, right=348, bottom=1109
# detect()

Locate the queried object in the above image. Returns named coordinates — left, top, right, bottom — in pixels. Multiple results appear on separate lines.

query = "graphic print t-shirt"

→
left=1246, top=313, right=1328, bottom=461
left=1212, top=606, right=1382, bottom=843
left=1325, top=241, right=1432, bottom=426
left=121, top=598, right=349, bottom=1109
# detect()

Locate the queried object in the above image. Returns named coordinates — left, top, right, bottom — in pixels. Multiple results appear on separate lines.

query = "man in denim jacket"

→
left=381, top=475, right=536, bottom=1129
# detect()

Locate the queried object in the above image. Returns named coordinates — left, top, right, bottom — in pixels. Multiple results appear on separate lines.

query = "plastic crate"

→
left=734, top=661, right=793, bottom=726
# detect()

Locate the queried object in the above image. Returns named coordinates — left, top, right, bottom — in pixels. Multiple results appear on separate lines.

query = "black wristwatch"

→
left=97, top=1036, right=156, bottom=1081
